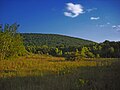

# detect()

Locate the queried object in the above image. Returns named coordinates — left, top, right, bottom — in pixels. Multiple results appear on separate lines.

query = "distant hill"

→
left=21, top=33, right=96, bottom=47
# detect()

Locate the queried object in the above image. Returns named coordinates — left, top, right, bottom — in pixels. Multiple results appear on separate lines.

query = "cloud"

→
left=96, top=23, right=120, bottom=32
left=112, top=25, right=120, bottom=32
left=87, top=8, right=97, bottom=12
left=90, top=17, right=100, bottom=20
left=112, top=25, right=117, bottom=28
left=64, top=3, right=84, bottom=18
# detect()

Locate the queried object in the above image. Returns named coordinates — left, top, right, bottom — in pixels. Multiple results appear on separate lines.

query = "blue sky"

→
left=1, top=0, right=120, bottom=42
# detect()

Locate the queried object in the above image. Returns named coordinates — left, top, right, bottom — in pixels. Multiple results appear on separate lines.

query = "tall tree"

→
left=0, top=23, right=26, bottom=60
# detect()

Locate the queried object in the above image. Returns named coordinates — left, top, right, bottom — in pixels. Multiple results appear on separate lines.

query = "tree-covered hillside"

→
left=21, top=33, right=95, bottom=47
left=20, top=33, right=120, bottom=59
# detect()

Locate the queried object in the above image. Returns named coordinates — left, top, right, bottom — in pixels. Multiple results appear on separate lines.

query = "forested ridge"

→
left=21, top=33, right=95, bottom=47
left=21, top=33, right=120, bottom=59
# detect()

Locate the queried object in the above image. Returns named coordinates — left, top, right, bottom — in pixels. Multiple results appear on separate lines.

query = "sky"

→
left=1, top=0, right=120, bottom=42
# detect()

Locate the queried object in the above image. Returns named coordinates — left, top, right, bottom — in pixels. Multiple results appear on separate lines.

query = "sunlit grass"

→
left=0, top=55, right=118, bottom=78
left=0, top=55, right=120, bottom=90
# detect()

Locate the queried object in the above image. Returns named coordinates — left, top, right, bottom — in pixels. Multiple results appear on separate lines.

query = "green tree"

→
left=81, top=47, right=95, bottom=58
left=0, top=23, right=26, bottom=60
left=81, top=47, right=88, bottom=57
left=55, top=48, right=59, bottom=55
left=58, top=50, right=63, bottom=56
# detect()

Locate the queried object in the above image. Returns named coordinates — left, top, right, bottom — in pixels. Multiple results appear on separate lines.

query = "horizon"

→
left=1, top=0, right=120, bottom=42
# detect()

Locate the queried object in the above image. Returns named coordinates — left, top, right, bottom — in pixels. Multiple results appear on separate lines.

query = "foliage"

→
left=0, top=23, right=27, bottom=60
left=21, top=33, right=120, bottom=59
left=21, top=33, right=95, bottom=47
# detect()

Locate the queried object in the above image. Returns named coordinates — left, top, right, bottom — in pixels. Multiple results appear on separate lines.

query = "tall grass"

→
left=0, top=55, right=120, bottom=90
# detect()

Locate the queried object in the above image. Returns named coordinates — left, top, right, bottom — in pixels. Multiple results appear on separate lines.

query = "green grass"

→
left=0, top=55, right=120, bottom=90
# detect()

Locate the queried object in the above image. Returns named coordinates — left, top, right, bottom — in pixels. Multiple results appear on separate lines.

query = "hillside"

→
left=21, top=33, right=95, bottom=47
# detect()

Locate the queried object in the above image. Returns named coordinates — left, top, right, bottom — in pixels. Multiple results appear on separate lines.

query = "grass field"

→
left=0, top=55, right=120, bottom=90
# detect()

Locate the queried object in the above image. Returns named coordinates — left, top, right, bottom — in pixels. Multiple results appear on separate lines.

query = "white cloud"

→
left=64, top=12, right=73, bottom=17
left=112, top=25, right=120, bottom=28
left=90, top=17, right=100, bottom=20
left=64, top=3, right=84, bottom=18
left=112, top=25, right=120, bottom=32
left=87, top=8, right=97, bottom=12
left=112, top=25, right=117, bottom=28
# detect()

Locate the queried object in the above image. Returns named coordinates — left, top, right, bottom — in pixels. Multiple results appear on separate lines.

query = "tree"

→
left=81, top=47, right=95, bottom=58
left=58, top=50, right=63, bottom=56
left=55, top=48, right=59, bottom=55
left=0, top=23, right=26, bottom=60
left=81, top=47, right=88, bottom=58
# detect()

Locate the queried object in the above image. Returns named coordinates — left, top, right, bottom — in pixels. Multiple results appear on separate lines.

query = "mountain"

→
left=21, top=33, right=96, bottom=47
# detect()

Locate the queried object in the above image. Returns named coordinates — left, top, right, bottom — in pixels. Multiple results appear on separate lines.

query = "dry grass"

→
left=0, top=55, right=98, bottom=78
left=0, top=55, right=120, bottom=90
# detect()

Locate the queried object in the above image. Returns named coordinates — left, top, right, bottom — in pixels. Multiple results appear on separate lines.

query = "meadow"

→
left=0, top=55, right=120, bottom=90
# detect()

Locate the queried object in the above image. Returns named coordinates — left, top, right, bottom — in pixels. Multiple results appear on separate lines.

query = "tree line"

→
left=0, top=23, right=120, bottom=60
left=21, top=33, right=94, bottom=47
left=25, top=40, right=120, bottom=60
